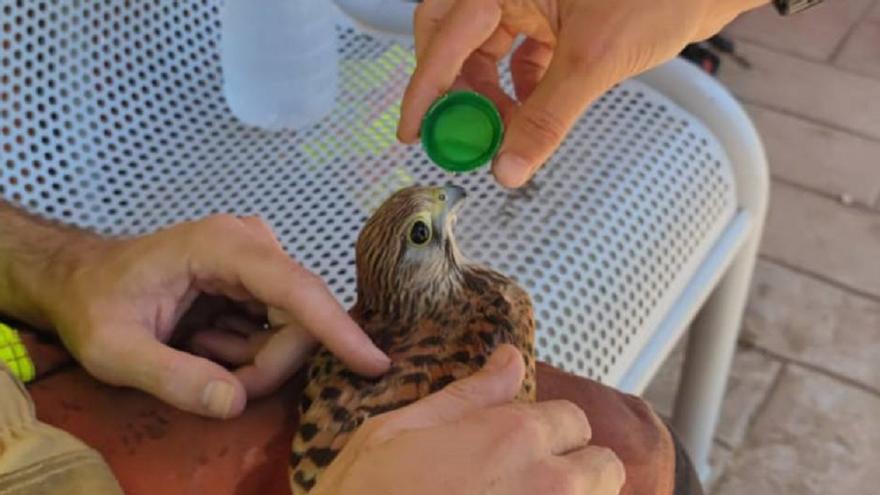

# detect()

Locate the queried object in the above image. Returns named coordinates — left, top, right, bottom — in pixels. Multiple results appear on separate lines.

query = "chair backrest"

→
left=0, top=1, right=737, bottom=383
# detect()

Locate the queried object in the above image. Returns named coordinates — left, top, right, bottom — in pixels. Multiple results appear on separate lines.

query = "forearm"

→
left=0, top=201, right=97, bottom=330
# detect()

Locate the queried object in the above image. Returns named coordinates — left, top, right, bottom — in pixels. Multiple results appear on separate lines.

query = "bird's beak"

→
left=443, top=184, right=467, bottom=211
left=435, top=184, right=467, bottom=236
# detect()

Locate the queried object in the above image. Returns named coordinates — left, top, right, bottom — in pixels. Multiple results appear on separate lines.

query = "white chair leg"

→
left=671, top=234, right=760, bottom=483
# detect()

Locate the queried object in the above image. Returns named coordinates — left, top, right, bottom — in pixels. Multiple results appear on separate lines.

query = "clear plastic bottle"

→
left=333, top=0, right=417, bottom=36
left=221, top=0, right=339, bottom=131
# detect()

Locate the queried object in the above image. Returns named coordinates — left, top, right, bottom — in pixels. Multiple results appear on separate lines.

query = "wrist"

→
left=0, top=206, right=102, bottom=330
left=19, top=235, right=102, bottom=329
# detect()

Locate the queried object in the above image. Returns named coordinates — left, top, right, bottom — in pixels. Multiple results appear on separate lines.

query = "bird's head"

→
left=355, top=184, right=468, bottom=319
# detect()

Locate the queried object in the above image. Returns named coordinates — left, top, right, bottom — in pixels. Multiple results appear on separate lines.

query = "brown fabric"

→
left=13, top=328, right=676, bottom=495
left=29, top=369, right=300, bottom=495
left=537, top=362, right=676, bottom=495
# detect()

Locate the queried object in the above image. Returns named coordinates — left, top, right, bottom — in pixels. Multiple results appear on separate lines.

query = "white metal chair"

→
left=0, top=0, right=768, bottom=481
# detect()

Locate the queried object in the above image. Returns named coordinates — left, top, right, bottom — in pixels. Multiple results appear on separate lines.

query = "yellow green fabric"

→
left=0, top=322, right=35, bottom=383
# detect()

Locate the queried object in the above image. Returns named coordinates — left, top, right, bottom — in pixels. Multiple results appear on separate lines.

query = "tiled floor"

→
left=643, top=1, right=880, bottom=493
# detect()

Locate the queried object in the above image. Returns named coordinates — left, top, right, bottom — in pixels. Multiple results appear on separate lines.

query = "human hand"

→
left=26, top=215, right=390, bottom=418
left=398, top=0, right=766, bottom=188
left=312, top=344, right=625, bottom=495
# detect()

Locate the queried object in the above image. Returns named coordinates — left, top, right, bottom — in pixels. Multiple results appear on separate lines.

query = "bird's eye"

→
left=438, top=193, right=447, bottom=202
left=409, top=220, right=431, bottom=245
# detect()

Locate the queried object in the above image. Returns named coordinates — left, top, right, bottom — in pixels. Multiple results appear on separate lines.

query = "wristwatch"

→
left=773, top=0, right=824, bottom=15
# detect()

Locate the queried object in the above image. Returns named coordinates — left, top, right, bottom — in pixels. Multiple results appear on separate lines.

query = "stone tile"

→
left=718, top=41, right=880, bottom=140
left=713, top=365, right=880, bottom=495
left=708, top=442, right=734, bottom=492
left=726, top=0, right=874, bottom=61
left=713, top=349, right=782, bottom=448
left=835, top=2, right=880, bottom=80
left=744, top=260, right=880, bottom=391
left=643, top=343, right=782, bottom=448
left=761, top=182, right=880, bottom=297
left=744, top=104, right=880, bottom=206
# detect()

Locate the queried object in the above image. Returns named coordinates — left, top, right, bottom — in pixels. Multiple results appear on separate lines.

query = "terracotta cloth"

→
left=16, top=330, right=682, bottom=495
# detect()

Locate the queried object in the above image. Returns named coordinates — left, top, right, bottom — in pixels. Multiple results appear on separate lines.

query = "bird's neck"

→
left=355, top=263, right=469, bottom=324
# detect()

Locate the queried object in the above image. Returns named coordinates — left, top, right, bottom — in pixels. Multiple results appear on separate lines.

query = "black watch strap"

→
left=773, top=0, right=825, bottom=15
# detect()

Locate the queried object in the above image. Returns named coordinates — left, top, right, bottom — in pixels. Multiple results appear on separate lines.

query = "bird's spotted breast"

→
left=289, top=268, right=536, bottom=494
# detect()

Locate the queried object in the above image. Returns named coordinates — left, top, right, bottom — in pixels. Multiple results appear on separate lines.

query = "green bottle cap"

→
left=420, top=91, right=504, bottom=173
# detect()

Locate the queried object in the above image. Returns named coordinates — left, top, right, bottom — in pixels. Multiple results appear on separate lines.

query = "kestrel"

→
left=290, top=184, right=536, bottom=493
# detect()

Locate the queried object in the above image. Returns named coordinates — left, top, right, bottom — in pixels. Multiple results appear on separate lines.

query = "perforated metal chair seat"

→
left=0, top=1, right=768, bottom=480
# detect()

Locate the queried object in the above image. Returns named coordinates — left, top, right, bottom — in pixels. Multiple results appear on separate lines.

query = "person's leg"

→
left=537, top=362, right=703, bottom=495
left=0, top=362, right=124, bottom=495
left=13, top=318, right=703, bottom=495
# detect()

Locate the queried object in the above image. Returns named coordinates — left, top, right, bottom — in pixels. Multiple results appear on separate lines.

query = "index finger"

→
left=398, top=0, right=502, bottom=142
left=239, top=252, right=390, bottom=376
left=189, top=229, right=390, bottom=377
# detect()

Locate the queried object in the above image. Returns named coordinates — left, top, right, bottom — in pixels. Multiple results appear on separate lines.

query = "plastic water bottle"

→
left=221, top=0, right=339, bottom=131
left=334, top=0, right=417, bottom=36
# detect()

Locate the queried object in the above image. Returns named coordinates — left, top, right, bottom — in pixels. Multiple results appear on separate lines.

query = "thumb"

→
left=83, top=330, right=247, bottom=419
left=382, top=344, right=525, bottom=433
left=492, top=41, right=615, bottom=189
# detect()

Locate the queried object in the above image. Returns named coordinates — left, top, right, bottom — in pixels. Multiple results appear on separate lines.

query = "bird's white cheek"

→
left=401, top=244, right=438, bottom=265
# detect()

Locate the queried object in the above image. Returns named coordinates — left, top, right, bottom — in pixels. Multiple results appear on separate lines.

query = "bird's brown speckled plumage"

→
left=289, top=185, right=536, bottom=493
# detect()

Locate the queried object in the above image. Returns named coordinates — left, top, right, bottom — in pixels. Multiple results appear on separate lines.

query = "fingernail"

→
left=493, top=152, right=530, bottom=188
left=369, top=346, right=392, bottom=368
left=202, top=381, right=235, bottom=418
left=484, top=346, right=515, bottom=372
